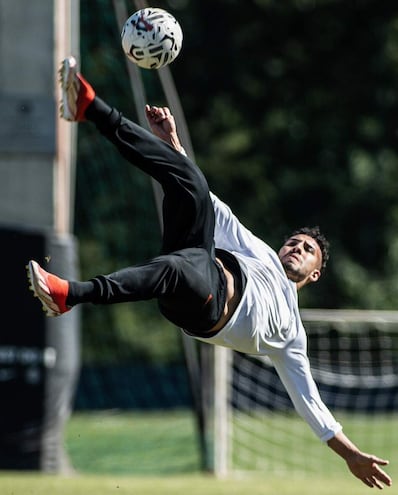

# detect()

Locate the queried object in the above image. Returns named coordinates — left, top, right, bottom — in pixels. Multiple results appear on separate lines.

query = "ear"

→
left=309, top=269, right=321, bottom=283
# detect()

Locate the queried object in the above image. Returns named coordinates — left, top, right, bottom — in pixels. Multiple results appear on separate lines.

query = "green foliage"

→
left=76, top=0, right=398, bottom=364
left=171, top=0, right=398, bottom=309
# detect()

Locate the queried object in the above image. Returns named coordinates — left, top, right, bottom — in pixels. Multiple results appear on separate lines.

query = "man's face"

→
left=278, top=234, right=323, bottom=289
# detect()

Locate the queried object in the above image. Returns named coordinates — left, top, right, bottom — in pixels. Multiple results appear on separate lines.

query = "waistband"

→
left=215, top=249, right=247, bottom=296
left=184, top=249, right=246, bottom=338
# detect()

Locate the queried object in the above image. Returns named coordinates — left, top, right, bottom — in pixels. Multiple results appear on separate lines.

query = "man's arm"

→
left=145, top=105, right=185, bottom=153
left=271, top=341, right=392, bottom=489
left=327, top=431, right=392, bottom=489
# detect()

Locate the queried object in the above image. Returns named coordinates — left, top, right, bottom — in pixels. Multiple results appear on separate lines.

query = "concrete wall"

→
left=0, top=0, right=79, bottom=233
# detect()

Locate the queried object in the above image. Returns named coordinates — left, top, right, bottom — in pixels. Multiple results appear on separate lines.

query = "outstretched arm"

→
left=271, top=340, right=392, bottom=489
left=328, top=432, right=392, bottom=489
left=145, top=105, right=185, bottom=153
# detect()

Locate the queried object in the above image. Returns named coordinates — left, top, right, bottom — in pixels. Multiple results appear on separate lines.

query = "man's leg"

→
left=86, top=97, right=215, bottom=255
left=27, top=58, right=225, bottom=329
left=60, top=56, right=215, bottom=256
left=28, top=247, right=226, bottom=332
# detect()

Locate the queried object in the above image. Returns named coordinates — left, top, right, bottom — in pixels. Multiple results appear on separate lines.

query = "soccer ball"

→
left=121, top=7, right=183, bottom=69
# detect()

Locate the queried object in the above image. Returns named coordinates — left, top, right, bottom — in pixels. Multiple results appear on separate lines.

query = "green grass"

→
left=231, top=410, right=398, bottom=476
left=0, top=472, right=393, bottom=495
left=65, top=410, right=398, bottom=478
left=66, top=410, right=201, bottom=475
left=0, top=410, right=396, bottom=495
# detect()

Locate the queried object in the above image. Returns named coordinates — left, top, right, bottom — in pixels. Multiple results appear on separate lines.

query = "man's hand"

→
left=145, top=105, right=183, bottom=152
left=345, top=451, right=392, bottom=489
left=328, top=432, right=392, bottom=489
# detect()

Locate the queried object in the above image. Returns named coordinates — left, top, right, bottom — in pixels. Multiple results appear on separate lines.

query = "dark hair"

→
left=288, top=226, right=330, bottom=272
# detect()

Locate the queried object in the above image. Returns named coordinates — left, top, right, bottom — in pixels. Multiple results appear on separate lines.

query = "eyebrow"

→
left=287, top=237, right=317, bottom=251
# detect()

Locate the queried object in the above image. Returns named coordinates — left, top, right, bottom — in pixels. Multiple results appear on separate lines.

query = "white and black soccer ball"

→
left=121, top=7, right=183, bottom=70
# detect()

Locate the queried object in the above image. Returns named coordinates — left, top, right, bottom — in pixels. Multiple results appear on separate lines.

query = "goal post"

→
left=212, top=309, right=398, bottom=478
left=214, top=346, right=232, bottom=477
left=112, top=0, right=211, bottom=472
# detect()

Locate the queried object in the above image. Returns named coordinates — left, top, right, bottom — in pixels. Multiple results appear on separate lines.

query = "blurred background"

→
left=1, top=0, right=398, bottom=482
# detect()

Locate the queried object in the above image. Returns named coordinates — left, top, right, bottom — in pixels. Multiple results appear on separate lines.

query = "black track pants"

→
left=68, top=97, right=226, bottom=333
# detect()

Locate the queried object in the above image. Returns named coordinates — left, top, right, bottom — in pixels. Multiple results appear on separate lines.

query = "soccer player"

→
left=28, top=56, right=392, bottom=489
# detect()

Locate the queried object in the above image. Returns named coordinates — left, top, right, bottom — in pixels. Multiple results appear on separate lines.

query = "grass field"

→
left=0, top=410, right=396, bottom=495
left=0, top=472, right=393, bottom=495
left=66, top=410, right=201, bottom=475
left=231, top=410, right=398, bottom=476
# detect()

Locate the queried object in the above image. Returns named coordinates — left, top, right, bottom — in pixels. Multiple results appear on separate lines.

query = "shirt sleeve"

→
left=270, top=338, right=343, bottom=442
left=210, top=192, right=263, bottom=255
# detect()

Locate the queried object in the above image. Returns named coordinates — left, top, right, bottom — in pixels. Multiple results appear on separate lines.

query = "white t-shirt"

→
left=192, top=192, right=342, bottom=442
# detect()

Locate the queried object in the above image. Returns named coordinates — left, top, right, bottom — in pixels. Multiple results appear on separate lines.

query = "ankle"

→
left=76, top=73, right=96, bottom=121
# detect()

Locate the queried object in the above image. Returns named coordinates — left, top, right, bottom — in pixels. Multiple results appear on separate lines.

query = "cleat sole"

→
left=27, top=260, right=62, bottom=317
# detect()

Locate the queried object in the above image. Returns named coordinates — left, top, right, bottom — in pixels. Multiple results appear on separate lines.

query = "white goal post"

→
left=212, top=309, right=398, bottom=478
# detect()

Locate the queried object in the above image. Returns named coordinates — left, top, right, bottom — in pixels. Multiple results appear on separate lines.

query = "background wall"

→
left=0, top=0, right=81, bottom=472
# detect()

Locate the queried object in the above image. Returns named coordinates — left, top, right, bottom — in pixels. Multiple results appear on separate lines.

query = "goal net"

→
left=212, top=309, right=398, bottom=478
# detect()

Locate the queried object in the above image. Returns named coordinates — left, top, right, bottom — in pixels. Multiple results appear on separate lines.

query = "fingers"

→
left=361, top=475, right=391, bottom=490
left=361, top=477, right=376, bottom=489
left=373, top=466, right=392, bottom=488
left=359, top=464, right=392, bottom=489
left=348, top=453, right=392, bottom=489
left=145, top=105, right=172, bottom=122
left=372, top=458, right=392, bottom=487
